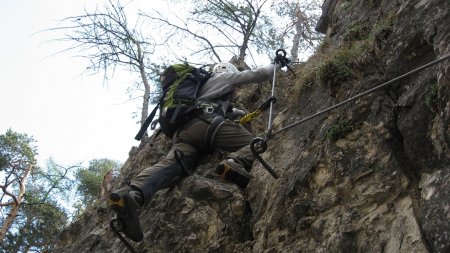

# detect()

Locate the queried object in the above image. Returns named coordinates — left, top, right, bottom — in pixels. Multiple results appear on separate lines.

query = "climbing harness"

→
left=110, top=219, right=138, bottom=253
left=205, top=116, right=226, bottom=149
left=174, top=148, right=192, bottom=176
left=251, top=53, right=450, bottom=179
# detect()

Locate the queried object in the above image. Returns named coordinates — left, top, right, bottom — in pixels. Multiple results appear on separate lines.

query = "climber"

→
left=108, top=58, right=289, bottom=242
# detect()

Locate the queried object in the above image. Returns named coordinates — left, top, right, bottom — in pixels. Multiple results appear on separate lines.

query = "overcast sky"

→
left=0, top=0, right=153, bottom=167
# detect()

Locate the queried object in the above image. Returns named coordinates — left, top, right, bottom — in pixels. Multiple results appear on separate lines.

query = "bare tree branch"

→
left=42, top=0, right=157, bottom=125
left=142, top=11, right=222, bottom=62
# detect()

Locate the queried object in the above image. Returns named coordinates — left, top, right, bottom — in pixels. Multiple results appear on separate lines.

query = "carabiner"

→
left=250, top=137, right=279, bottom=179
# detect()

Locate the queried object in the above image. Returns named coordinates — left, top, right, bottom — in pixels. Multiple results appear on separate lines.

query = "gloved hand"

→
left=226, top=108, right=246, bottom=119
left=273, top=50, right=291, bottom=67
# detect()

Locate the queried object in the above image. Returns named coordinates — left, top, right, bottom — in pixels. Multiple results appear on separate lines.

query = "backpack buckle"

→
left=204, top=105, right=215, bottom=114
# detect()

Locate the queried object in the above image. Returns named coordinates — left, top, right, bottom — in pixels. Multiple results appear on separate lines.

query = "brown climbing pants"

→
left=130, top=114, right=254, bottom=204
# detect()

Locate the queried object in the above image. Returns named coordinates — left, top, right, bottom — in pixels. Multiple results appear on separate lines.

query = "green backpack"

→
left=135, top=64, right=211, bottom=140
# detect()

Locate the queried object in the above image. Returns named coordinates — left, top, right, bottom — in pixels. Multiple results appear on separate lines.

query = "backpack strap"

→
left=169, top=69, right=205, bottom=125
left=135, top=102, right=161, bottom=141
left=169, top=104, right=183, bottom=124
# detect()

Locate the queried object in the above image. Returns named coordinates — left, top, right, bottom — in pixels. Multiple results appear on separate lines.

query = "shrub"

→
left=326, top=120, right=353, bottom=141
left=425, top=83, right=438, bottom=111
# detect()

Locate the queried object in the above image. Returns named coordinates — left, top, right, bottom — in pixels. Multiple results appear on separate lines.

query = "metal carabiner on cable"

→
left=250, top=137, right=279, bottom=179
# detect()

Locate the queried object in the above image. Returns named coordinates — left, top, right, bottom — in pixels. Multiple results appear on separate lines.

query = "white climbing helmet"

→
left=212, top=62, right=238, bottom=74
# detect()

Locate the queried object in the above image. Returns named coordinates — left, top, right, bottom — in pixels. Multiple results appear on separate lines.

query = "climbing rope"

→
left=251, top=54, right=450, bottom=178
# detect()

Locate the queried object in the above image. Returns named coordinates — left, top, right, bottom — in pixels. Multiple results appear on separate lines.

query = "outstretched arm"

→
left=199, top=64, right=276, bottom=100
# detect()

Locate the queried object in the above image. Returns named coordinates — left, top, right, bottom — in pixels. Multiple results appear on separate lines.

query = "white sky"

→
left=0, top=0, right=154, bottom=167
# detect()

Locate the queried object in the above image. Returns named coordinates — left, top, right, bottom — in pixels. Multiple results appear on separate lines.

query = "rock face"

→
left=54, top=0, right=449, bottom=252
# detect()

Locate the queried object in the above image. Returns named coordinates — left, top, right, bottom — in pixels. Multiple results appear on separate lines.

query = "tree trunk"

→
left=140, top=63, right=151, bottom=126
left=0, top=164, right=33, bottom=241
left=290, top=8, right=304, bottom=62
left=135, top=42, right=151, bottom=127
left=239, top=36, right=249, bottom=63
left=239, top=9, right=259, bottom=63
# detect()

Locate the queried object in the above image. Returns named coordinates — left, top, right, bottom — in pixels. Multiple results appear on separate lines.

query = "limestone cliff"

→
left=54, top=0, right=450, bottom=252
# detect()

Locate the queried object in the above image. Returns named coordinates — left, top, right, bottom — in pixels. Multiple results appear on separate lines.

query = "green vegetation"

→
left=1, top=129, right=123, bottom=251
left=317, top=55, right=354, bottom=86
left=0, top=129, right=37, bottom=167
left=1, top=129, right=68, bottom=252
left=1, top=190, right=68, bottom=252
left=425, top=83, right=438, bottom=110
left=76, top=158, right=121, bottom=205
left=326, top=120, right=353, bottom=141
left=343, top=24, right=370, bottom=42
left=296, top=16, right=394, bottom=90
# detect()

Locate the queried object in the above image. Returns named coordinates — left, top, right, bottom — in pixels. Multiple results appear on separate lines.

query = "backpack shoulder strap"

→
left=134, top=102, right=161, bottom=141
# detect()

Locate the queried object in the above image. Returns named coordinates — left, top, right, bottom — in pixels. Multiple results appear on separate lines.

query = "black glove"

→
left=273, top=49, right=291, bottom=67
left=282, top=57, right=291, bottom=67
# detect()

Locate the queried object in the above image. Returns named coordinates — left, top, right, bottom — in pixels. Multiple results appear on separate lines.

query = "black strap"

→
left=193, top=72, right=201, bottom=100
left=205, top=116, right=225, bottom=149
left=135, top=103, right=160, bottom=141
left=151, top=128, right=162, bottom=143
left=174, top=148, right=192, bottom=176
left=170, top=104, right=182, bottom=124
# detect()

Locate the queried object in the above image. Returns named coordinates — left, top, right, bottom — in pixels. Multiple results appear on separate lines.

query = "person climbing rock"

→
left=108, top=60, right=285, bottom=242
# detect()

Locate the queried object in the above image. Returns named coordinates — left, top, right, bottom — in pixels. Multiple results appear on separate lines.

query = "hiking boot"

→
left=108, top=187, right=144, bottom=242
left=215, top=159, right=251, bottom=188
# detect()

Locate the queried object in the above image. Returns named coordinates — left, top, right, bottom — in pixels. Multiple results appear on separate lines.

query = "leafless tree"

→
left=142, top=0, right=273, bottom=67
left=47, top=0, right=158, bottom=125
left=272, top=0, right=323, bottom=62
left=45, top=0, right=323, bottom=127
